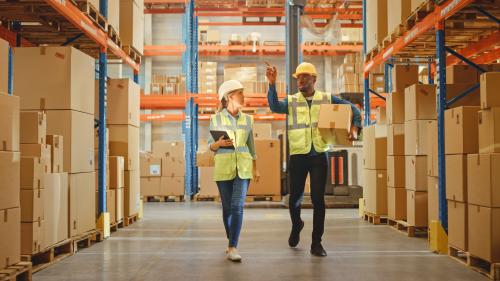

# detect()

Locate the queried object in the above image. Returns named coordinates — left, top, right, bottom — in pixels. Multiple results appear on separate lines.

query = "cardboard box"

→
left=13, top=47, right=95, bottom=114
left=116, top=188, right=124, bottom=222
left=387, top=155, right=405, bottom=188
left=445, top=107, right=480, bottom=154
left=0, top=93, right=20, bottom=152
left=467, top=154, right=500, bottom=207
left=120, top=0, right=144, bottom=54
left=375, top=107, right=386, bottom=125
left=0, top=207, right=20, bottom=269
left=20, top=144, right=51, bottom=173
left=253, top=123, right=272, bottom=139
left=404, top=84, right=436, bottom=122
left=387, top=124, right=404, bottom=156
left=140, top=177, right=161, bottom=196
left=363, top=125, right=387, bottom=169
left=0, top=151, right=20, bottom=210
left=109, top=156, right=125, bottom=189
left=159, top=176, right=184, bottom=196
left=405, top=156, right=427, bottom=191
left=161, top=154, right=185, bottom=178
left=20, top=157, right=45, bottom=189
left=69, top=172, right=95, bottom=237
left=198, top=167, right=219, bottom=196
left=427, top=121, right=438, bottom=177
left=44, top=173, right=69, bottom=246
left=388, top=187, right=406, bottom=220
left=196, top=150, right=215, bottom=167
left=386, top=92, right=405, bottom=125
left=446, top=154, right=467, bottom=202
left=447, top=83, right=481, bottom=108
left=248, top=139, right=281, bottom=196
left=108, top=0, right=120, bottom=32
left=108, top=189, right=116, bottom=223
left=46, top=135, right=64, bottom=173
left=427, top=176, right=439, bottom=225
left=125, top=170, right=140, bottom=217
left=387, top=0, right=411, bottom=32
left=468, top=204, right=500, bottom=262
left=363, top=169, right=388, bottom=215
left=101, top=78, right=140, bottom=127
left=411, top=0, right=426, bottom=10
left=317, top=104, right=353, bottom=146
left=20, top=111, right=46, bottom=144
left=407, top=190, right=428, bottom=227
left=480, top=72, right=500, bottom=109
left=46, top=110, right=94, bottom=173
left=0, top=38, right=7, bottom=93
left=365, top=0, right=388, bottom=52
left=404, top=120, right=431, bottom=155
left=478, top=108, right=500, bottom=153
left=140, top=154, right=162, bottom=177
left=449, top=200, right=468, bottom=251
left=20, top=189, right=44, bottom=222
left=21, top=220, right=44, bottom=255
left=391, top=65, right=418, bottom=93
left=109, top=125, right=139, bottom=171
left=446, top=65, right=481, bottom=84
left=152, top=141, right=184, bottom=158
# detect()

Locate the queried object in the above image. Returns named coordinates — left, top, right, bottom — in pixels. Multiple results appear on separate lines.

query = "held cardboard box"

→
left=404, top=120, right=431, bottom=156
left=446, top=154, right=468, bottom=202
left=125, top=170, right=140, bottom=217
left=363, top=125, right=387, bottom=170
left=480, top=72, right=500, bottom=109
left=0, top=93, right=20, bottom=152
left=20, top=157, right=45, bottom=190
left=468, top=204, right=500, bottom=262
left=0, top=207, right=20, bottom=270
left=428, top=176, right=439, bottom=225
left=20, top=189, right=44, bottom=222
left=253, top=123, right=272, bottom=139
left=109, top=125, right=139, bottom=171
left=467, top=154, right=500, bottom=208
left=196, top=150, right=215, bottom=167
left=427, top=121, right=438, bottom=177
left=120, top=0, right=144, bottom=54
left=140, top=177, right=161, bottom=196
left=386, top=92, right=405, bottom=125
left=21, top=220, right=44, bottom=255
left=140, top=154, right=162, bottom=177
left=20, top=144, right=51, bottom=173
left=0, top=151, right=20, bottom=210
left=69, top=172, right=95, bottom=237
left=445, top=107, right=480, bottom=154
left=388, top=187, right=407, bottom=220
left=44, top=173, right=69, bottom=247
left=0, top=38, right=7, bottom=93
left=407, top=190, right=428, bottom=227
left=99, top=79, right=140, bottom=127
left=387, top=124, right=405, bottom=156
left=198, top=167, right=219, bottom=197
left=387, top=155, right=405, bottom=188
left=317, top=104, right=353, bottom=147
left=248, top=139, right=281, bottom=196
left=159, top=177, right=184, bottom=196
left=116, top=188, right=124, bottom=222
left=391, top=64, right=418, bottom=93
left=46, top=110, right=94, bottom=173
left=13, top=47, right=95, bottom=114
left=404, top=84, right=436, bottom=122
left=405, top=156, right=427, bottom=191
left=46, top=135, right=63, bottom=173
left=20, top=111, right=46, bottom=144
left=365, top=0, right=388, bottom=52
left=363, top=169, right=388, bottom=215
left=478, top=108, right=500, bottom=153
left=449, top=200, right=468, bottom=251
left=109, top=156, right=125, bottom=189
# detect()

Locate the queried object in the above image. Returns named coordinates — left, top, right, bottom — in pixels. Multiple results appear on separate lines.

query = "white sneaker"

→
left=226, top=248, right=242, bottom=262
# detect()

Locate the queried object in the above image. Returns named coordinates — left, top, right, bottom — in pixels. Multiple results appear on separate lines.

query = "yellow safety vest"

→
left=287, top=91, right=331, bottom=155
left=211, top=111, right=254, bottom=181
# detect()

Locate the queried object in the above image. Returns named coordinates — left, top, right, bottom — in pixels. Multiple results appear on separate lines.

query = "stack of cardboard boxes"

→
left=140, top=152, right=162, bottom=197
left=196, top=139, right=218, bottom=198
left=109, top=156, right=125, bottom=223
left=248, top=135, right=281, bottom=197
left=224, top=64, right=258, bottom=94
left=365, top=0, right=387, bottom=53
left=0, top=88, right=21, bottom=270
left=150, top=75, right=187, bottom=96
left=336, top=53, right=364, bottom=94
left=13, top=46, right=96, bottom=238
left=89, top=0, right=120, bottom=33
left=120, top=0, right=144, bottom=55
left=254, top=81, right=286, bottom=95
left=152, top=141, right=185, bottom=197
left=199, top=62, right=218, bottom=95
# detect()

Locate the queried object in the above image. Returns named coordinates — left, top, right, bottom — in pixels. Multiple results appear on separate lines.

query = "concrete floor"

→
left=34, top=203, right=487, bottom=281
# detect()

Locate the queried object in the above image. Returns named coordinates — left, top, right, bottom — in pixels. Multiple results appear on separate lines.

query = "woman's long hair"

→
left=217, top=95, right=228, bottom=112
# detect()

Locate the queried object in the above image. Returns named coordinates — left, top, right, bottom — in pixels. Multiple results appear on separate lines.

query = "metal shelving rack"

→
left=362, top=0, right=499, bottom=235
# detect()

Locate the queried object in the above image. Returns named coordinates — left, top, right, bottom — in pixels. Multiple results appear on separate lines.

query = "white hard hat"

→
left=218, top=80, right=244, bottom=101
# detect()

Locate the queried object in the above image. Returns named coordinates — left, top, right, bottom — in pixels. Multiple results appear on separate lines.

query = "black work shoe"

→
left=288, top=220, right=304, bottom=248
left=310, top=243, right=327, bottom=257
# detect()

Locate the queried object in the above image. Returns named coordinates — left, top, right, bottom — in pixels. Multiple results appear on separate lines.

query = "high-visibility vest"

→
left=287, top=91, right=331, bottom=155
left=211, top=111, right=254, bottom=181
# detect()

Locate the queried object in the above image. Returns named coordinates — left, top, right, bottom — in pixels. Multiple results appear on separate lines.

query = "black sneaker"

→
left=288, top=220, right=304, bottom=248
left=310, top=243, right=327, bottom=257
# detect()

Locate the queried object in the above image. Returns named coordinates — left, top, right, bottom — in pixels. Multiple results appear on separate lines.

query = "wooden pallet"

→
left=362, top=212, right=388, bottom=225
left=228, top=40, right=244, bottom=46
left=110, top=220, right=124, bottom=232
left=263, top=41, right=285, bottom=46
left=73, top=230, right=102, bottom=252
left=468, top=254, right=500, bottom=281
left=200, top=41, right=221, bottom=46
left=448, top=245, right=468, bottom=266
left=76, top=0, right=108, bottom=31
left=0, top=262, right=32, bottom=281
left=194, top=195, right=219, bottom=202
left=387, top=219, right=428, bottom=237
left=107, top=25, right=122, bottom=49
left=21, top=239, right=73, bottom=273
left=245, top=195, right=281, bottom=202
left=144, top=195, right=185, bottom=202
left=124, top=213, right=139, bottom=227
left=123, top=45, right=142, bottom=64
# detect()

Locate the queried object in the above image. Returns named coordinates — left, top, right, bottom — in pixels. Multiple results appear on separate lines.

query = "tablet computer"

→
left=210, top=130, right=234, bottom=149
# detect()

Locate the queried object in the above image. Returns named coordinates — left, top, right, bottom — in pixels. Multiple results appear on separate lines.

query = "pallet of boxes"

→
left=0, top=38, right=32, bottom=280
left=12, top=46, right=98, bottom=271
left=195, top=139, right=218, bottom=202
left=140, top=152, right=162, bottom=201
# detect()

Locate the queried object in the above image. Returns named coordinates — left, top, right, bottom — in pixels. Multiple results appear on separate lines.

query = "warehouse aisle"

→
left=33, top=203, right=487, bottom=281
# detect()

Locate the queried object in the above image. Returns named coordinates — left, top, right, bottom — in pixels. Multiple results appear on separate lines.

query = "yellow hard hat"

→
left=293, top=62, right=317, bottom=78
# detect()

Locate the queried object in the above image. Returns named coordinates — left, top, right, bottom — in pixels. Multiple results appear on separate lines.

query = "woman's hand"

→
left=211, top=135, right=234, bottom=151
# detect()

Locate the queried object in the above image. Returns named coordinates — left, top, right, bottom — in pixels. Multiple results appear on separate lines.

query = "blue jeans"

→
left=216, top=176, right=249, bottom=248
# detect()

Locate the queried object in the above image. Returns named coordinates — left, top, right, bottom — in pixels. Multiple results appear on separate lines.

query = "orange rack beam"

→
left=141, top=113, right=286, bottom=122
left=446, top=30, right=500, bottom=66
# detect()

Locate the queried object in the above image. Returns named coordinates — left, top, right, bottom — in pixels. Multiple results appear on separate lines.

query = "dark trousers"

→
left=289, top=153, right=327, bottom=245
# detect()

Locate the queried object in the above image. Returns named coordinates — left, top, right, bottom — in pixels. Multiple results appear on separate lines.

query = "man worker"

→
left=266, top=62, right=362, bottom=257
